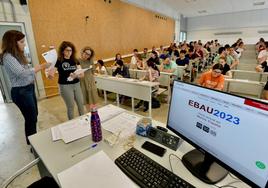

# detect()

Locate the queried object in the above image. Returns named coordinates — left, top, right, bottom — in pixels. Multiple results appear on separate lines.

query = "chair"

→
left=1, top=158, right=40, bottom=188
left=106, top=67, right=113, bottom=75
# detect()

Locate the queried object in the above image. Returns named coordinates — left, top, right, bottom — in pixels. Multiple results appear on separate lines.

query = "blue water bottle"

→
left=90, top=105, right=102, bottom=142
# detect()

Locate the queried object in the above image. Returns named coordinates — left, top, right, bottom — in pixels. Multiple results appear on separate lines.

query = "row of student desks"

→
left=29, top=105, right=250, bottom=188
left=94, top=75, right=160, bottom=117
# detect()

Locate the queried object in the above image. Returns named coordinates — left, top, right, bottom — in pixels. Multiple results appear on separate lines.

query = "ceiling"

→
left=122, top=0, right=268, bottom=18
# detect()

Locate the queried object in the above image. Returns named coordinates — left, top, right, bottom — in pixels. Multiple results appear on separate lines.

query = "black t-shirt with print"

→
left=55, top=58, right=80, bottom=84
left=222, top=63, right=231, bottom=75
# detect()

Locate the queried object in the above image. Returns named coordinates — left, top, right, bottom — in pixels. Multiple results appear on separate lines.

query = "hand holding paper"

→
left=42, top=49, right=58, bottom=78
left=67, top=68, right=90, bottom=81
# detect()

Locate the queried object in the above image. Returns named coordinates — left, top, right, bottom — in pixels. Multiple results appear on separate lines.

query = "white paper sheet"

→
left=42, top=49, right=57, bottom=68
left=67, top=68, right=92, bottom=81
left=97, top=104, right=126, bottom=122
left=57, top=150, right=136, bottom=188
left=58, top=118, right=91, bottom=143
left=102, top=112, right=141, bottom=138
left=50, top=105, right=125, bottom=142
left=51, top=126, right=62, bottom=141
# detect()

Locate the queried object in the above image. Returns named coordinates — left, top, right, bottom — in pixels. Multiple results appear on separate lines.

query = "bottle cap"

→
left=90, top=104, right=97, bottom=112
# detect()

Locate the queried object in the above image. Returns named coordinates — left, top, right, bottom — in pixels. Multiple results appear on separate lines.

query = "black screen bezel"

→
left=166, top=80, right=268, bottom=188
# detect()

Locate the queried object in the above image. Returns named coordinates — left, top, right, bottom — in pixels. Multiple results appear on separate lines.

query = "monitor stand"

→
left=182, top=149, right=228, bottom=184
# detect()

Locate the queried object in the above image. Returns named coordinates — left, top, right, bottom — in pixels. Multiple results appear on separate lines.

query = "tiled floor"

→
left=0, top=94, right=169, bottom=187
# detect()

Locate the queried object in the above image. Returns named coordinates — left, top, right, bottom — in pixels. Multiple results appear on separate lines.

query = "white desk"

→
left=29, top=107, right=250, bottom=188
left=224, top=79, right=266, bottom=98
left=231, top=70, right=268, bottom=82
left=128, top=69, right=173, bottom=103
left=94, top=75, right=159, bottom=117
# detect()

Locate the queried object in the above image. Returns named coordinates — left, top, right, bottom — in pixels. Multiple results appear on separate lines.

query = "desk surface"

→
left=95, top=75, right=159, bottom=87
left=29, top=107, right=250, bottom=188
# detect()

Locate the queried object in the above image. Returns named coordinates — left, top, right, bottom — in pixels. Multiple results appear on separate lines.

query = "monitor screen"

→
left=167, top=81, right=268, bottom=188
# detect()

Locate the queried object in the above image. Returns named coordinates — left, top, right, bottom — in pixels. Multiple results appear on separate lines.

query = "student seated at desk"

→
left=218, top=57, right=232, bottom=78
left=198, top=63, right=225, bottom=91
left=95, top=60, right=107, bottom=75
left=257, top=41, right=268, bottom=64
left=149, top=51, right=160, bottom=65
left=131, top=54, right=145, bottom=70
left=140, top=48, right=149, bottom=60
left=112, top=53, right=122, bottom=67
left=213, top=47, right=236, bottom=69
left=256, top=58, right=268, bottom=100
left=159, top=56, right=177, bottom=75
left=112, top=59, right=130, bottom=78
left=130, top=49, right=139, bottom=69
left=135, top=59, right=160, bottom=112
left=176, top=50, right=189, bottom=66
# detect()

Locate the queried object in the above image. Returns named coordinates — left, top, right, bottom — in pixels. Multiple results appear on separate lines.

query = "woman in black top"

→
left=49, top=41, right=84, bottom=120
left=150, top=51, right=160, bottom=65
left=112, top=59, right=130, bottom=78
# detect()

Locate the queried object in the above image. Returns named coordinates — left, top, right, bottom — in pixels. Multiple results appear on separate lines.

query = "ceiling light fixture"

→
left=198, top=10, right=207, bottom=14
left=253, top=1, right=265, bottom=6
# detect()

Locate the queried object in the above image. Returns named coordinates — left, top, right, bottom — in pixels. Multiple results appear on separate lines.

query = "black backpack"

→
left=152, top=97, right=161, bottom=108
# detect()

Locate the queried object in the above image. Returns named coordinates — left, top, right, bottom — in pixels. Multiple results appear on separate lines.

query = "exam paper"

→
left=97, top=104, right=125, bottom=122
left=58, top=118, right=91, bottom=143
left=51, top=126, right=62, bottom=141
left=42, top=49, right=57, bottom=68
left=102, top=112, right=141, bottom=138
left=67, top=68, right=91, bottom=81
left=57, top=150, right=136, bottom=188
left=50, top=104, right=125, bottom=142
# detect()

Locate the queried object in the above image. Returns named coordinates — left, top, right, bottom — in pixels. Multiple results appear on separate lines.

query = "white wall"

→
left=120, top=0, right=179, bottom=19
left=0, top=0, right=45, bottom=98
left=187, top=8, right=268, bottom=45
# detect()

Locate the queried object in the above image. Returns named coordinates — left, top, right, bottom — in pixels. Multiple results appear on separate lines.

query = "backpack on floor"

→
left=152, top=97, right=161, bottom=108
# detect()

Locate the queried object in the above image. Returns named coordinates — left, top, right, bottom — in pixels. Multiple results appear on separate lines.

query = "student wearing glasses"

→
left=49, top=41, right=84, bottom=120
left=78, top=46, right=98, bottom=111
left=198, top=63, right=225, bottom=91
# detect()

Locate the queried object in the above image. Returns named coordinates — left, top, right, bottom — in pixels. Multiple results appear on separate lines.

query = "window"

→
left=179, top=31, right=187, bottom=42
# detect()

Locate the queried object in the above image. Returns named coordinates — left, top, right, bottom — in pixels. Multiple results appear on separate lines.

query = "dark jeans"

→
left=11, top=84, right=38, bottom=145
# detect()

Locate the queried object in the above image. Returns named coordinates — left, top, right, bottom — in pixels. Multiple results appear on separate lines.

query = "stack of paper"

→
left=102, top=112, right=141, bottom=138
left=51, top=105, right=126, bottom=143
left=51, top=117, right=90, bottom=143
left=57, top=150, right=136, bottom=188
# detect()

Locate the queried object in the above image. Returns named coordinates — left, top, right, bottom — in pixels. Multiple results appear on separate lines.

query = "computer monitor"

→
left=167, top=80, right=268, bottom=188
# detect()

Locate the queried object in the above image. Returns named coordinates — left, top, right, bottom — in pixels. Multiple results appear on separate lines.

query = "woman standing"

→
left=78, top=47, right=98, bottom=111
left=50, top=41, right=84, bottom=120
left=0, top=30, right=49, bottom=145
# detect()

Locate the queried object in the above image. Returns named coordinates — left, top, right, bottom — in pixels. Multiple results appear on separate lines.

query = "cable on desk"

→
left=214, top=180, right=242, bottom=188
left=169, top=153, right=182, bottom=172
left=1, top=158, right=40, bottom=188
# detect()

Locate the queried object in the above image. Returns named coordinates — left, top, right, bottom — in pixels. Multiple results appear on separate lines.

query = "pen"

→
left=71, top=143, right=98, bottom=158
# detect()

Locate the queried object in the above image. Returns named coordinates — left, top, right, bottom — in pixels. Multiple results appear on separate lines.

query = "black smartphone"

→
left=141, top=141, right=166, bottom=157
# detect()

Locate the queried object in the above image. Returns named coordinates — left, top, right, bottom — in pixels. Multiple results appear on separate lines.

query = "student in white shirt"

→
left=258, top=41, right=268, bottom=64
left=130, top=49, right=138, bottom=66
left=95, top=60, right=107, bottom=75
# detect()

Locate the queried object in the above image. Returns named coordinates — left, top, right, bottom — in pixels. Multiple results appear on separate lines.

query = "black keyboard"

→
left=115, top=147, right=195, bottom=188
